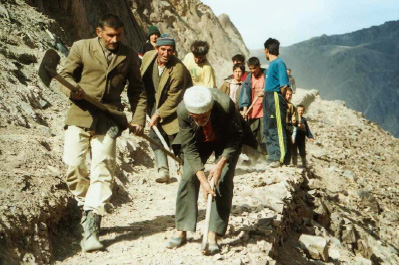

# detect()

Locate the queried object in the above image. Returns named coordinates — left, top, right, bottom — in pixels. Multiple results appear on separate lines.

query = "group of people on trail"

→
left=58, top=13, right=313, bottom=255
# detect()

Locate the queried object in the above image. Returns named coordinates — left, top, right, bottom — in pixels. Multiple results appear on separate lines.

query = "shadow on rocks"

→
left=101, top=210, right=205, bottom=248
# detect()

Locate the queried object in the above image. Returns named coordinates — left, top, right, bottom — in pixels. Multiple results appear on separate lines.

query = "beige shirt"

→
left=183, top=52, right=216, bottom=88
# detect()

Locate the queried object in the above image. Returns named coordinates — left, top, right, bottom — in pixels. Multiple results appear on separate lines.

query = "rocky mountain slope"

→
left=1, top=1, right=399, bottom=265
left=131, top=0, right=249, bottom=85
left=28, top=0, right=249, bottom=86
left=253, top=20, right=399, bottom=137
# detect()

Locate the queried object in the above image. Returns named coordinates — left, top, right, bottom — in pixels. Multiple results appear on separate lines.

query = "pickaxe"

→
left=39, top=49, right=182, bottom=165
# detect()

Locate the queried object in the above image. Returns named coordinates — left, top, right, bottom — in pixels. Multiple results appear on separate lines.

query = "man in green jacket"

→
left=167, top=86, right=244, bottom=254
left=141, top=34, right=192, bottom=183
left=60, top=14, right=146, bottom=252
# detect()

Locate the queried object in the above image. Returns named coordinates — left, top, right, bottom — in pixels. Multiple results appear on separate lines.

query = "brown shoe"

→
left=156, top=169, right=170, bottom=183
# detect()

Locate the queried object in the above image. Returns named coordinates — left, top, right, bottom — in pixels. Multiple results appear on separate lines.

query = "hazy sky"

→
left=201, top=0, right=399, bottom=49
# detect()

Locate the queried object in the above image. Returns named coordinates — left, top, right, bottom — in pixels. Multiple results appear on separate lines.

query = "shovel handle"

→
left=201, top=177, right=215, bottom=252
left=47, top=67, right=109, bottom=112
left=45, top=66, right=183, bottom=164
left=146, top=115, right=181, bottom=172
left=244, top=95, right=260, bottom=116
left=130, top=127, right=183, bottom=165
left=146, top=115, right=171, bottom=151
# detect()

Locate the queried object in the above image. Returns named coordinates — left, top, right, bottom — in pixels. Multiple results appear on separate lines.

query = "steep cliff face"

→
left=130, top=0, right=250, bottom=84
left=26, top=0, right=146, bottom=49
left=28, top=0, right=249, bottom=85
left=280, top=21, right=399, bottom=137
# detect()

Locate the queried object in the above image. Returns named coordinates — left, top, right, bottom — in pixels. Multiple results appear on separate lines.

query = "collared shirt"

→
left=98, top=38, right=115, bottom=65
left=228, top=80, right=242, bottom=104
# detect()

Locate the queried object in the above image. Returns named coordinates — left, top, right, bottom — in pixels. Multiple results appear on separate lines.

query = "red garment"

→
left=202, top=120, right=217, bottom=142
left=248, top=73, right=264, bottom=119
left=241, top=71, right=249, bottom=82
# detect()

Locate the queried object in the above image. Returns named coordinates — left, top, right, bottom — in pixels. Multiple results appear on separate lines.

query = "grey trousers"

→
left=175, top=143, right=241, bottom=236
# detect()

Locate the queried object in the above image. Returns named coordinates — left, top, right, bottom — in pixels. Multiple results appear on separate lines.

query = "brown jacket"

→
left=219, top=80, right=242, bottom=109
left=60, top=37, right=147, bottom=129
left=141, top=50, right=192, bottom=135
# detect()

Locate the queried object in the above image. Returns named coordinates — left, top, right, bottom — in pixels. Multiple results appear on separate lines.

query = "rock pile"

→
left=280, top=88, right=399, bottom=264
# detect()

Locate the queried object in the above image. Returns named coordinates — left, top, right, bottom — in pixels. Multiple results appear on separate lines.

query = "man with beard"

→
left=166, top=86, right=245, bottom=255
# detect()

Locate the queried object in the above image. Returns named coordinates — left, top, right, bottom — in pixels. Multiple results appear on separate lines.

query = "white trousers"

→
left=63, top=125, right=116, bottom=215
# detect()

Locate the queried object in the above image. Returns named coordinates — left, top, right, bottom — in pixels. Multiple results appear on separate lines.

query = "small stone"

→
left=213, top=254, right=223, bottom=261
left=273, top=214, right=282, bottom=226
left=299, top=234, right=329, bottom=261
left=343, top=170, right=355, bottom=180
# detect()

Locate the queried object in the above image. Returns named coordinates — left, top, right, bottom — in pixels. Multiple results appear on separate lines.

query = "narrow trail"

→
left=54, top=161, right=278, bottom=265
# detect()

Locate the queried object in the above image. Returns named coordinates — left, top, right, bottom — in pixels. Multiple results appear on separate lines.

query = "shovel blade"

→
left=39, top=49, right=61, bottom=87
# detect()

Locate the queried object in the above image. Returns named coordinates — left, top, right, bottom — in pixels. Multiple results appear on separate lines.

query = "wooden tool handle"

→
left=46, top=66, right=183, bottom=164
left=244, top=95, right=260, bottom=116
left=201, top=177, right=215, bottom=252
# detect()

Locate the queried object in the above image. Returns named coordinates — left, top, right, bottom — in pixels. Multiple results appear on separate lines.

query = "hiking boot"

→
left=269, top=161, right=281, bottom=168
left=154, top=149, right=170, bottom=183
left=155, top=168, right=170, bottom=183
left=81, top=211, right=103, bottom=252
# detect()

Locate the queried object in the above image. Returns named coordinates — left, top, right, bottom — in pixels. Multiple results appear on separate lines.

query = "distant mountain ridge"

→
left=252, top=20, right=399, bottom=137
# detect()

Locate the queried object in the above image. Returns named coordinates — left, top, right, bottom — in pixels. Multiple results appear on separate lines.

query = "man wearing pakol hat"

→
left=141, top=34, right=192, bottom=183
left=138, top=25, right=161, bottom=60
left=167, top=86, right=255, bottom=254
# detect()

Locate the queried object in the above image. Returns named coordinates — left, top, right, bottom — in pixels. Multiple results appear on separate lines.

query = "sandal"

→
left=166, top=237, right=187, bottom=249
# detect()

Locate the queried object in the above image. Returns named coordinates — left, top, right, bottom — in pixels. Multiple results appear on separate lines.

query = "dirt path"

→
left=53, top=161, right=270, bottom=265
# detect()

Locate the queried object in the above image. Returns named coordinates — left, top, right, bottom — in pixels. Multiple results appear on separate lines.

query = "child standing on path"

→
left=283, top=87, right=297, bottom=165
left=292, top=104, right=314, bottom=168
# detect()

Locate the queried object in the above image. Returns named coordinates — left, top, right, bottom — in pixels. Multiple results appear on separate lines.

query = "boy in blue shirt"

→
left=263, top=38, right=290, bottom=167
